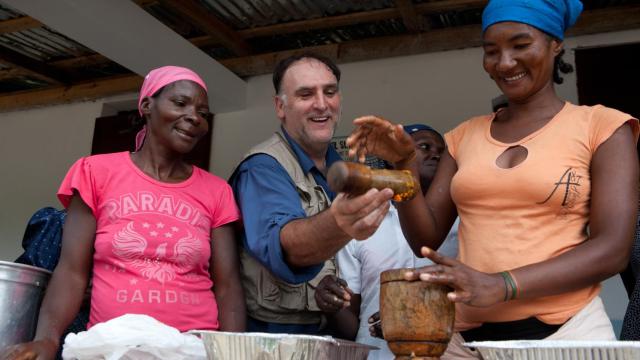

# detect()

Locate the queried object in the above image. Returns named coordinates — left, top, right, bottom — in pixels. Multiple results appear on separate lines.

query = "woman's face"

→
left=144, top=80, right=210, bottom=154
left=482, top=22, right=562, bottom=103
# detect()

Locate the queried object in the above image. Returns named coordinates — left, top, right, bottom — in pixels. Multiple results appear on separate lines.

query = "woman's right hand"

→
left=347, top=116, right=416, bottom=166
left=1, top=339, right=57, bottom=360
left=405, top=247, right=505, bottom=307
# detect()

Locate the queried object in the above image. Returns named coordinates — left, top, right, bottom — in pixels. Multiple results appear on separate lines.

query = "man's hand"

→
left=314, top=275, right=353, bottom=314
left=330, top=188, right=393, bottom=240
left=280, top=187, right=392, bottom=268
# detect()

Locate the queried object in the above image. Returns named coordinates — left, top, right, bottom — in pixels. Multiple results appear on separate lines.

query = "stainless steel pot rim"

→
left=0, top=260, right=52, bottom=275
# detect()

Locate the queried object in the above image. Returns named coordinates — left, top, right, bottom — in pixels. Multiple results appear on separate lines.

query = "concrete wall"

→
left=1, top=101, right=99, bottom=260
left=1, top=28, right=638, bottom=335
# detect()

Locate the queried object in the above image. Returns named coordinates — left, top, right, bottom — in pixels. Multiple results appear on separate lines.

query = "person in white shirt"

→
left=315, top=124, right=459, bottom=359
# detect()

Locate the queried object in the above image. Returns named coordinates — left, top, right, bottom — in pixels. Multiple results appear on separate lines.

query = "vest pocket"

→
left=258, top=269, right=308, bottom=311
left=296, top=184, right=328, bottom=216
left=255, top=260, right=337, bottom=312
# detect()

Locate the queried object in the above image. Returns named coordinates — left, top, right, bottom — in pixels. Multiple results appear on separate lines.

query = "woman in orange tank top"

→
left=347, top=0, right=639, bottom=358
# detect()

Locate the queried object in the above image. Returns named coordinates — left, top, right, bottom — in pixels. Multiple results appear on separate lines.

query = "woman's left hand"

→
left=347, top=116, right=416, bottom=165
left=405, top=247, right=506, bottom=307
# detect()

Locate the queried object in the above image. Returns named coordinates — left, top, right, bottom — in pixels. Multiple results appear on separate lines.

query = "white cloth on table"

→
left=62, top=314, right=207, bottom=360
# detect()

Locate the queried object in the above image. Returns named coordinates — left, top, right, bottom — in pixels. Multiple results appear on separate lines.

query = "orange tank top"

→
left=445, top=102, right=639, bottom=330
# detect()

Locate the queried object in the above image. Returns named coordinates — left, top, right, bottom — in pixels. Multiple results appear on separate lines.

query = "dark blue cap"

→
left=403, top=124, right=443, bottom=139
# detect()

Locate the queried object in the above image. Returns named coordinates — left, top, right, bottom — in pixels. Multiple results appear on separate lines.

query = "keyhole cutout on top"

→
left=496, top=145, right=528, bottom=169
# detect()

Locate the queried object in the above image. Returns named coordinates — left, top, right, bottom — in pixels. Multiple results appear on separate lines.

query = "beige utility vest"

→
left=238, top=132, right=337, bottom=325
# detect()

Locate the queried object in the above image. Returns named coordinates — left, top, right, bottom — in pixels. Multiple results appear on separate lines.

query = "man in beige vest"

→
left=230, top=53, right=393, bottom=334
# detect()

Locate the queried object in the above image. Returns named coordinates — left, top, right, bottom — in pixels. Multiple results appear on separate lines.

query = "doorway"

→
left=575, top=41, right=640, bottom=338
left=575, top=41, right=640, bottom=155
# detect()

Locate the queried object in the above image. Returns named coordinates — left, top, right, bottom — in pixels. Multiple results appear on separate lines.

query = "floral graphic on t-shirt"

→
left=112, top=222, right=201, bottom=284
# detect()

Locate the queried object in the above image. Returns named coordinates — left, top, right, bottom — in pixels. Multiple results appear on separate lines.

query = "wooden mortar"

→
left=380, top=268, right=455, bottom=360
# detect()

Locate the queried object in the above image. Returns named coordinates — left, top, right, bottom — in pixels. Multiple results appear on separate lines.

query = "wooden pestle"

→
left=327, top=161, right=417, bottom=202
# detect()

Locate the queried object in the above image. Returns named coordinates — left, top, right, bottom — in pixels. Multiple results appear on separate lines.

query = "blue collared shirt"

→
left=231, top=128, right=342, bottom=284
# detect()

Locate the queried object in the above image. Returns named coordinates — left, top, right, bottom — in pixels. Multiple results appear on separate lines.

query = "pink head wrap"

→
left=135, top=65, right=208, bottom=151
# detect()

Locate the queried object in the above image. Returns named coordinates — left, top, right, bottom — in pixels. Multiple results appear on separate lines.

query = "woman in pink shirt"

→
left=348, top=0, right=638, bottom=359
left=4, top=66, right=245, bottom=360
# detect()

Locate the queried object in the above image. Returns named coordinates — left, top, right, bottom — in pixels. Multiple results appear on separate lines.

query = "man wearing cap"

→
left=314, top=124, right=459, bottom=359
left=229, top=53, right=393, bottom=335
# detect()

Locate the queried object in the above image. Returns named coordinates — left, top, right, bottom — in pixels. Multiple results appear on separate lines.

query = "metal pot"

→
left=0, top=260, right=51, bottom=348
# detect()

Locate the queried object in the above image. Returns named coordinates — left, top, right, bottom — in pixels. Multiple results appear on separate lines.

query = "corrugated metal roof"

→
left=0, top=75, right=48, bottom=92
left=146, top=0, right=640, bottom=57
left=243, top=18, right=407, bottom=53
left=182, top=0, right=640, bottom=64
left=199, top=0, right=394, bottom=29
left=0, top=4, right=92, bottom=62
left=0, top=2, right=131, bottom=91
left=0, top=2, right=19, bottom=20
left=1, top=0, right=640, bottom=98
left=1, top=28, right=92, bottom=62
left=431, top=7, right=482, bottom=28
left=144, top=2, right=205, bottom=38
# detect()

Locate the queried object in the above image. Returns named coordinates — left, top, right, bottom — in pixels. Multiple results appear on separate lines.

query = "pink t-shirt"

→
left=57, top=152, right=240, bottom=331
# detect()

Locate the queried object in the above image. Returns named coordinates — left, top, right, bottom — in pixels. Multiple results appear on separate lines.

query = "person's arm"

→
left=314, top=275, right=360, bottom=340
left=281, top=189, right=393, bottom=267
left=1, top=194, right=95, bottom=360
left=233, top=155, right=392, bottom=283
left=396, top=151, right=458, bottom=256
left=347, top=116, right=458, bottom=256
left=408, top=123, right=639, bottom=306
left=210, top=223, right=246, bottom=332
left=327, top=295, right=361, bottom=340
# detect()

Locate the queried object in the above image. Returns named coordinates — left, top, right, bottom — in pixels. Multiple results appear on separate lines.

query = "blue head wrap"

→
left=482, top=0, right=583, bottom=40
